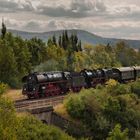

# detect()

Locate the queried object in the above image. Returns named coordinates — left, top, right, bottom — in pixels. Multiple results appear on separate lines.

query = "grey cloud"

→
left=0, top=0, right=33, bottom=13
left=47, top=20, right=57, bottom=29
left=37, top=6, right=88, bottom=18
left=21, top=1, right=34, bottom=12
left=95, top=0, right=106, bottom=12
left=5, top=19, right=19, bottom=28
left=110, top=12, right=140, bottom=22
left=24, top=21, right=41, bottom=31
left=95, top=5, right=140, bottom=22
left=120, top=9, right=140, bottom=21
left=71, top=0, right=92, bottom=12
left=0, top=0, right=19, bottom=12
left=37, top=0, right=106, bottom=18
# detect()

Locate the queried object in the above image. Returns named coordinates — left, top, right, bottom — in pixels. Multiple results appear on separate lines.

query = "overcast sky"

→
left=0, top=0, right=140, bottom=39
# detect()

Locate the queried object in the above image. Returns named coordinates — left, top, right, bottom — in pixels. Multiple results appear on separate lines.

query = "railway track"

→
left=15, top=95, right=65, bottom=112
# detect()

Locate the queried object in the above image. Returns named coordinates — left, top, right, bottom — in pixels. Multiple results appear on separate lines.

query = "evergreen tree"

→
left=58, top=35, right=62, bottom=47
left=1, top=19, right=7, bottom=38
left=62, top=31, right=67, bottom=50
left=65, top=30, right=69, bottom=42
left=78, top=40, right=82, bottom=51
left=52, top=34, right=56, bottom=45
left=47, top=38, right=53, bottom=47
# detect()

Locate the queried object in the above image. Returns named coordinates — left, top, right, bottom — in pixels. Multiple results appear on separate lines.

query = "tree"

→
left=27, top=37, right=47, bottom=66
left=6, top=34, right=31, bottom=81
left=91, top=45, right=112, bottom=68
left=1, top=19, right=7, bottom=38
left=58, top=35, right=62, bottom=47
left=78, top=40, right=82, bottom=51
left=52, top=34, right=57, bottom=45
left=115, top=41, right=138, bottom=66
left=0, top=38, right=18, bottom=87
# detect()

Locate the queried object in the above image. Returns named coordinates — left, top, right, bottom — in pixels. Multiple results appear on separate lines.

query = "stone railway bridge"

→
left=15, top=97, right=90, bottom=137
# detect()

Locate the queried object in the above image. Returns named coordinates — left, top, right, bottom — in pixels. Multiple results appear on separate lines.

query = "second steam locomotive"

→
left=22, top=66, right=140, bottom=99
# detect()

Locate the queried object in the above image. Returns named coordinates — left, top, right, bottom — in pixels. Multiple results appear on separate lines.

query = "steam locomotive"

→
left=22, top=66, right=140, bottom=99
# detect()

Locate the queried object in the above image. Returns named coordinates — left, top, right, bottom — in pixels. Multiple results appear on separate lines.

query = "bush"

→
left=17, top=115, right=75, bottom=140
left=0, top=82, right=8, bottom=96
left=0, top=96, right=75, bottom=140
left=106, top=80, right=131, bottom=96
left=65, top=94, right=86, bottom=119
left=131, top=81, right=140, bottom=97
left=65, top=84, right=140, bottom=139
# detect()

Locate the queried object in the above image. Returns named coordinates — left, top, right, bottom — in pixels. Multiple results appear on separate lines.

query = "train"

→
left=22, top=66, right=140, bottom=99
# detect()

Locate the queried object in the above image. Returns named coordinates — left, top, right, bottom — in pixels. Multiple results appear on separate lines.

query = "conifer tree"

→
left=58, top=35, right=61, bottom=47
left=52, top=34, right=56, bottom=45
left=62, top=31, right=67, bottom=49
left=78, top=40, right=82, bottom=51
left=1, top=19, right=7, bottom=38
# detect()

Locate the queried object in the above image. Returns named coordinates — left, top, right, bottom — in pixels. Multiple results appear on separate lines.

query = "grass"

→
left=3, top=89, right=25, bottom=101
left=54, top=104, right=70, bottom=119
left=54, top=103, right=82, bottom=124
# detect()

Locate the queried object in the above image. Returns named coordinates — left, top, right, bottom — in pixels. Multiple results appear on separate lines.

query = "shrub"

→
left=131, top=81, right=140, bottom=97
left=17, top=115, right=75, bottom=140
left=0, top=97, right=75, bottom=140
left=106, top=80, right=131, bottom=96
left=0, top=82, right=8, bottom=96
left=65, top=94, right=86, bottom=119
left=107, top=124, right=129, bottom=140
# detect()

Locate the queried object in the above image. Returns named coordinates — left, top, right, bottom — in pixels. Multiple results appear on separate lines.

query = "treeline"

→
left=36, top=39, right=140, bottom=72
left=64, top=80, right=140, bottom=140
left=1, top=23, right=140, bottom=88
left=48, top=30, right=82, bottom=52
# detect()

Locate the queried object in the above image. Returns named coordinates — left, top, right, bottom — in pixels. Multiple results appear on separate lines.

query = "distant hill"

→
left=8, top=29, right=140, bottom=49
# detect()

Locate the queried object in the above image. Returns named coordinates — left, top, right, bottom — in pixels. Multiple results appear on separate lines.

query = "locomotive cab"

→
left=70, top=72, right=85, bottom=92
left=101, top=69, right=114, bottom=80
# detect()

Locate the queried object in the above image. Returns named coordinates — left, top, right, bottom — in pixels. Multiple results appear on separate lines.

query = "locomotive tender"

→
left=22, top=66, right=140, bottom=99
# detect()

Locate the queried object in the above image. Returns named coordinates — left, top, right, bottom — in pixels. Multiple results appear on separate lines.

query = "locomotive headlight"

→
left=42, top=86, right=46, bottom=89
left=33, top=88, right=36, bottom=91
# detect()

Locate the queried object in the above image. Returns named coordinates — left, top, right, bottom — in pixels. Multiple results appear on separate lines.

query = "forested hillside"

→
left=1, top=23, right=140, bottom=88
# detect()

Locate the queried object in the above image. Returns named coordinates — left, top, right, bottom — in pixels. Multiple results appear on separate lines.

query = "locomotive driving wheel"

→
left=45, top=84, right=61, bottom=97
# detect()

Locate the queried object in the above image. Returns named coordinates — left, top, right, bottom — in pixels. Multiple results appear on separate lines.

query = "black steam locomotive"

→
left=22, top=66, right=140, bottom=99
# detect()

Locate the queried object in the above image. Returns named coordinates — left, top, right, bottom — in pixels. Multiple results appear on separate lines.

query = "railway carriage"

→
left=134, top=66, right=140, bottom=79
left=112, top=67, right=135, bottom=82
